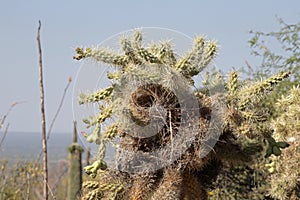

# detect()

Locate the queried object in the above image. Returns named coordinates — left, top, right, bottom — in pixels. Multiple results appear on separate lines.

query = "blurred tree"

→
left=247, top=18, right=300, bottom=117
left=67, top=121, right=84, bottom=200
left=0, top=160, right=43, bottom=200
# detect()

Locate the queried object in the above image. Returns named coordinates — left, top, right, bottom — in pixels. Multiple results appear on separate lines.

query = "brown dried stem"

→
left=37, top=20, right=48, bottom=200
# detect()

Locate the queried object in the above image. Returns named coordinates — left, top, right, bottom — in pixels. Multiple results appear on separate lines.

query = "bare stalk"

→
left=0, top=124, right=9, bottom=150
left=47, top=77, right=72, bottom=141
left=36, top=77, right=72, bottom=163
left=37, top=20, right=48, bottom=200
left=0, top=101, right=23, bottom=130
left=0, top=101, right=25, bottom=149
left=26, top=172, right=30, bottom=200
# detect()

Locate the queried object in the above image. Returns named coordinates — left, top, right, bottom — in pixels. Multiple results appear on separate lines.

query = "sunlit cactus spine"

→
left=129, top=175, right=156, bottom=200
left=227, top=70, right=238, bottom=105
left=151, top=168, right=183, bottom=200
left=238, top=71, right=290, bottom=111
left=82, top=171, right=126, bottom=200
left=267, top=86, right=300, bottom=199
left=67, top=121, right=84, bottom=200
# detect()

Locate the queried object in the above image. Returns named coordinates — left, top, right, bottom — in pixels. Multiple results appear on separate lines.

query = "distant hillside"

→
left=0, top=131, right=74, bottom=162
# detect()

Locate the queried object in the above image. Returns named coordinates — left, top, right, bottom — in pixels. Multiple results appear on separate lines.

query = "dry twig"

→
left=37, top=20, right=48, bottom=200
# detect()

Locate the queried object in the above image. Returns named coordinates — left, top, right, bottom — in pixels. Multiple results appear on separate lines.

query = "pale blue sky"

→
left=0, top=1, right=299, bottom=132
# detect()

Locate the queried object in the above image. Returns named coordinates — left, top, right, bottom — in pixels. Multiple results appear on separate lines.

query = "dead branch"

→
left=47, top=77, right=72, bottom=141
left=37, top=20, right=48, bottom=200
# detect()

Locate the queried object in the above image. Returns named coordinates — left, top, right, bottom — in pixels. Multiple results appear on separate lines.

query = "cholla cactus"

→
left=267, top=86, right=300, bottom=199
left=74, top=31, right=290, bottom=200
